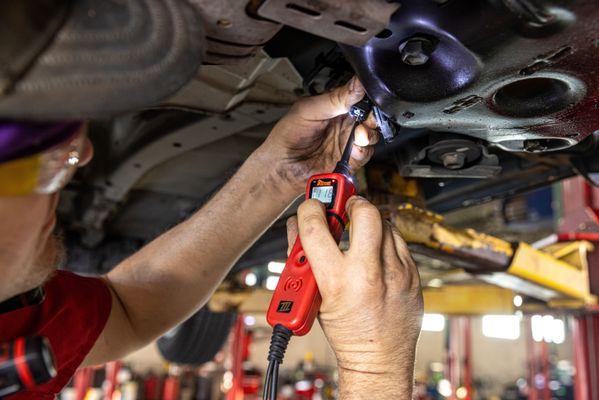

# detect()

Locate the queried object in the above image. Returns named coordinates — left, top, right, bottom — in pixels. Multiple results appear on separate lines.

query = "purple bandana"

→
left=0, top=120, right=83, bottom=163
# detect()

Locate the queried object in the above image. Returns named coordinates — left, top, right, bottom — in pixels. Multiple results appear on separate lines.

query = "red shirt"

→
left=0, top=270, right=112, bottom=399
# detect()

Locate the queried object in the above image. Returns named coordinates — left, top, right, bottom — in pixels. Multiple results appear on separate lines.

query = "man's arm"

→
left=83, top=78, right=379, bottom=365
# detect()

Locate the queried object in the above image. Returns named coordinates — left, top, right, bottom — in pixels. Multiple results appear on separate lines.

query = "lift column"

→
left=560, top=177, right=599, bottom=399
left=571, top=313, right=599, bottom=400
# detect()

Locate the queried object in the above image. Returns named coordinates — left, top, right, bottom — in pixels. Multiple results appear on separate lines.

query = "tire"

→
left=157, top=307, right=236, bottom=366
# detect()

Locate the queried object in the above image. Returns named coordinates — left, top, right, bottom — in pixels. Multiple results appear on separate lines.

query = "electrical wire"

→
left=270, top=360, right=279, bottom=400
left=262, top=361, right=273, bottom=400
left=262, top=324, right=292, bottom=400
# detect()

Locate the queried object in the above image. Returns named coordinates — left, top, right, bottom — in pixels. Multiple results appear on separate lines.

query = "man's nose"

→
left=78, top=136, right=94, bottom=167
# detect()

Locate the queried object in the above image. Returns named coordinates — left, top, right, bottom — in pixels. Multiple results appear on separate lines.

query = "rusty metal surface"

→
left=342, top=0, right=599, bottom=153
left=365, top=164, right=424, bottom=211
left=390, top=203, right=514, bottom=271
left=192, top=0, right=282, bottom=64
left=257, top=0, right=400, bottom=47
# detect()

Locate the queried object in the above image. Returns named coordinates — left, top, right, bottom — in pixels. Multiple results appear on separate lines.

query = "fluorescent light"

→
left=531, top=314, right=565, bottom=344
left=531, top=315, right=544, bottom=342
left=542, top=315, right=554, bottom=343
left=244, top=272, right=257, bottom=287
left=482, top=315, right=520, bottom=340
left=552, top=319, right=565, bottom=344
left=265, top=275, right=280, bottom=291
left=513, top=295, right=523, bottom=307
left=421, top=314, right=445, bottom=332
left=268, top=261, right=285, bottom=274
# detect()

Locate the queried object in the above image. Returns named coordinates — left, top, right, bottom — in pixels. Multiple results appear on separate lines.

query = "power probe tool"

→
left=262, top=96, right=373, bottom=400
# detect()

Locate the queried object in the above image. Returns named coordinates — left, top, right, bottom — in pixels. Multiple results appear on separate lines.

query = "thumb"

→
left=293, top=76, right=365, bottom=121
left=286, top=216, right=299, bottom=256
left=297, top=200, right=344, bottom=289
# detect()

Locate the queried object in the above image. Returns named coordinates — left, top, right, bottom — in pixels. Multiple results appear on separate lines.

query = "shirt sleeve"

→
left=6, top=270, right=112, bottom=399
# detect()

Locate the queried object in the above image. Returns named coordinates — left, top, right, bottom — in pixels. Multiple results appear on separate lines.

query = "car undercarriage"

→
left=52, top=0, right=599, bottom=365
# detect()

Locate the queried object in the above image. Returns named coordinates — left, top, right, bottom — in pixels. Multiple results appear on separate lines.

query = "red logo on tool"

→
left=284, top=277, right=303, bottom=292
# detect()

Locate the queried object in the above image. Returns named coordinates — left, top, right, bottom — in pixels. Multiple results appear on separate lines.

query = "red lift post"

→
left=73, top=367, right=94, bottom=400
left=227, top=314, right=248, bottom=400
left=560, top=177, right=599, bottom=399
left=103, top=361, right=122, bottom=400
left=462, top=318, right=473, bottom=400
left=525, top=318, right=539, bottom=400
left=446, top=317, right=473, bottom=400
left=571, top=313, right=599, bottom=400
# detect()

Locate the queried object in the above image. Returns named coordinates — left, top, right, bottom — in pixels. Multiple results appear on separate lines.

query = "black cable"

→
left=270, top=361, right=279, bottom=400
left=262, top=361, right=273, bottom=400
left=262, top=324, right=292, bottom=400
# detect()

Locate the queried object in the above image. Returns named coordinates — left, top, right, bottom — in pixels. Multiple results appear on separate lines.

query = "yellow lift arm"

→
left=389, top=203, right=596, bottom=308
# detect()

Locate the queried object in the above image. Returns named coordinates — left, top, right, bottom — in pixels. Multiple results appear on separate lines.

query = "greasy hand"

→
left=261, top=77, right=379, bottom=194
left=287, top=197, right=423, bottom=395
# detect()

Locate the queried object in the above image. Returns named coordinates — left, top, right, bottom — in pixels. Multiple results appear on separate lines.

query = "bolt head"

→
left=399, top=38, right=431, bottom=66
left=441, top=152, right=466, bottom=169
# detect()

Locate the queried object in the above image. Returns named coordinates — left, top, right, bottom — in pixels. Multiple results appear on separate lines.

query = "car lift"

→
left=365, top=168, right=599, bottom=399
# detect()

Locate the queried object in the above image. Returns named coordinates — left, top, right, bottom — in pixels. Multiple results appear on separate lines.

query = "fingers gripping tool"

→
left=267, top=96, right=373, bottom=336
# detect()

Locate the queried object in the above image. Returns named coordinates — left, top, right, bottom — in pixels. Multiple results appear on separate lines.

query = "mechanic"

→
left=0, top=77, right=423, bottom=399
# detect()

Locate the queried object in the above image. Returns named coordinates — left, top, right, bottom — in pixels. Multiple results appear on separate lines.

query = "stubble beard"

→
left=34, top=233, right=66, bottom=284
left=11, top=233, right=67, bottom=297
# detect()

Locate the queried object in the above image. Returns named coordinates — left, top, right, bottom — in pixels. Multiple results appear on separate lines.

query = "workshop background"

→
left=57, top=177, right=599, bottom=400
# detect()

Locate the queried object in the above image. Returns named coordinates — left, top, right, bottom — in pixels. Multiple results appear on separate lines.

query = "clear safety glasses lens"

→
left=0, top=128, right=86, bottom=196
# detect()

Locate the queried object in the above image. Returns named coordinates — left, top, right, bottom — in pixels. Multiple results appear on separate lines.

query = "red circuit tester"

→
left=262, top=96, right=373, bottom=400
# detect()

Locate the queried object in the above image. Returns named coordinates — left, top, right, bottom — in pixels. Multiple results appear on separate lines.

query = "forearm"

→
left=105, top=145, right=297, bottom=343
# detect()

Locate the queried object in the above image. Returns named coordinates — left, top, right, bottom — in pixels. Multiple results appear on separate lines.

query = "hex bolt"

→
left=399, top=36, right=435, bottom=66
left=441, top=151, right=466, bottom=169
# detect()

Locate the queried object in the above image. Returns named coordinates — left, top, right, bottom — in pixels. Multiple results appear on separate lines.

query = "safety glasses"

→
left=0, top=124, right=86, bottom=196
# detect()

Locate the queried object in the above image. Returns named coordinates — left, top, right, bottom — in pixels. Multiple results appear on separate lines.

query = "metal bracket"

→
left=193, top=0, right=282, bottom=64
left=257, top=0, right=400, bottom=46
left=400, top=141, right=502, bottom=179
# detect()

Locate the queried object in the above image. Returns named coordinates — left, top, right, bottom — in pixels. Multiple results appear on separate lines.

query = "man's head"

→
left=0, top=122, right=93, bottom=301
left=0, top=0, right=207, bottom=301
